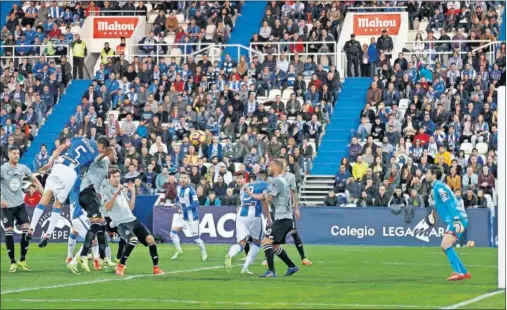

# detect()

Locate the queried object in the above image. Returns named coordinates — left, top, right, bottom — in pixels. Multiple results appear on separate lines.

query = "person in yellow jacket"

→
left=100, top=42, right=115, bottom=64
left=352, top=155, right=369, bottom=180
left=434, top=145, right=452, bottom=166
left=71, top=34, right=87, bottom=79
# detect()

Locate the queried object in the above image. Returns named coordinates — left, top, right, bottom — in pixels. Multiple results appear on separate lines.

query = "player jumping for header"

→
left=425, top=165, right=471, bottom=281
left=27, top=136, right=111, bottom=248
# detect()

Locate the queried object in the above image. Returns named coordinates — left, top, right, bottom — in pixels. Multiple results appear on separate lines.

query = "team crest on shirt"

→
left=438, top=188, right=449, bottom=202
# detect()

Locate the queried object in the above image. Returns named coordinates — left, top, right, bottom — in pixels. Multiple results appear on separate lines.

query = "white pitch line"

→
left=442, top=290, right=505, bottom=309
left=0, top=298, right=440, bottom=309
left=1, top=265, right=230, bottom=295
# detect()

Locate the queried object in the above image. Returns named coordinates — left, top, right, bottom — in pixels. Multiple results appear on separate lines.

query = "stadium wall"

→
left=0, top=203, right=495, bottom=247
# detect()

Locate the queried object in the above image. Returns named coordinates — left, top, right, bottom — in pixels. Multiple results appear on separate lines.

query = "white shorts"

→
left=173, top=214, right=199, bottom=237
left=72, top=214, right=91, bottom=238
left=45, top=163, right=78, bottom=203
left=236, top=214, right=264, bottom=243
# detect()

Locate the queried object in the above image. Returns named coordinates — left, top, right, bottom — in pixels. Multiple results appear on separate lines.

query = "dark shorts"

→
left=1, top=204, right=29, bottom=228
left=265, top=218, right=295, bottom=244
left=117, top=219, right=151, bottom=246
left=105, top=217, right=118, bottom=234
left=79, top=186, right=101, bottom=218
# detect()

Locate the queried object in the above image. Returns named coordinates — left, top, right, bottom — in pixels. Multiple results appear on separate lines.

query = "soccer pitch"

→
left=0, top=244, right=504, bottom=309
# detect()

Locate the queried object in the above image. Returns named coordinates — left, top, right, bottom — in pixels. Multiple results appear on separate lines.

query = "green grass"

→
left=0, top=243, right=504, bottom=309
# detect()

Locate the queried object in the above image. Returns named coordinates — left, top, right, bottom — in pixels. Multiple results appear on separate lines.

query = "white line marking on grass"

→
left=1, top=298, right=440, bottom=309
left=1, top=265, right=229, bottom=295
left=442, top=290, right=505, bottom=309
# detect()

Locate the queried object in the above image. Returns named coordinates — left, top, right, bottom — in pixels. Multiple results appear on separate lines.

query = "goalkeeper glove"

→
left=453, top=217, right=464, bottom=234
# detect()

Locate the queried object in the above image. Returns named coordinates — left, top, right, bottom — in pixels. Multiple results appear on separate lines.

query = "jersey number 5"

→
left=74, top=145, right=87, bottom=160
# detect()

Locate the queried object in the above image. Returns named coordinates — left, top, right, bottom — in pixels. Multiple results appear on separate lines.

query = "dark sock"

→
left=275, top=247, right=296, bottom=268
left=80, top=223, right=101, bottom=257
left=149, top=243, right=159, bottom=267
left=291, top=231, right=306, bottom=260
left=116, top=239, right=126, bottom=260
left=120, top=240, right=137, bottom=265
left=20, top=228, right=30, bottom=261
left=97, top=226, right=107, bottom=260
left=5, top=232, right=15, bottom=264
left=263, top=244, right=275, bottom=273
left=244, top=242, right=250, bottom=255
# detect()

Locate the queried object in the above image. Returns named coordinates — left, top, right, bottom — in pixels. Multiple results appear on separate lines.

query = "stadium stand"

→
left=1, top=1, right=504, bottom=215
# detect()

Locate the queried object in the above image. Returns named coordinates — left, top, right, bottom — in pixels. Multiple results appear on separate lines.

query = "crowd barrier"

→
left=1, top=196, right=496, bottom=248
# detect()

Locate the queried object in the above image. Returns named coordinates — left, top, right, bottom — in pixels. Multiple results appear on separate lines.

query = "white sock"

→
left=170, top=231, right=182, bottom=251
left=72, top=245, right=84, bottom=263
left=242, top=243, right=261, bottom=271
left=44, top=208, right=62, bottom=237
left=194, top=238, right=206, bottom=253
left=92, top=244, right=99, bottom=259
left=67, top=233, right=77, bottom=258
left=105, top=245, right=111, bottom=260
left=227, top=244, right=242, bottom=258
left=30, top=205, right=46, bottom=231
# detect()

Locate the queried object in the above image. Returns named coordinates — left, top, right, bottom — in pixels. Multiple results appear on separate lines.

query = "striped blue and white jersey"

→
left=239, top=181, right=269, bottom=218
left=58, top=137, right=99, bottom=172
left=432, top=180, right=468, bottom=224
left=176, top=185, right=199, bottom=221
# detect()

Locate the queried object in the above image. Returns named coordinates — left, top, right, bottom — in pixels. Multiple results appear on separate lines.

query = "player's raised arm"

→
left=103, top=185, right=123, bottom=211
left=127, top=182, right=136, bottom=210
left=41, top=143, right=68, bottom=171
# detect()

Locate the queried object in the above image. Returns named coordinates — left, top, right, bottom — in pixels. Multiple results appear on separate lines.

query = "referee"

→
left=246, top=159, right=299, bottom=277
left=1, top=146, right=43, bottom=272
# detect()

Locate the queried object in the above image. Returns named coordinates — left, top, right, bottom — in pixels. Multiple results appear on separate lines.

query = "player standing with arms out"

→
left=100, top=167, right=164, bottom=276
left=27, top=136, right=110, bottom=247
left=1, top=146, right=43, bottom=272
left=246, top=159, right=299, bottom=278
left=170, top=172, right=208, bottom=261
left=224, top=171, right=269, bottom=275
left=426, top=165, right=471, bottom=281
left=75, top=146, right=117, bottom=271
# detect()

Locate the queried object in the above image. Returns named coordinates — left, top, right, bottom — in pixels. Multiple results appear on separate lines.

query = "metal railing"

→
left=249, top=41, right=338, bottom=67
left=341, top=39, right=501, bottom=77
left=0, top=44, right=73, bottom=65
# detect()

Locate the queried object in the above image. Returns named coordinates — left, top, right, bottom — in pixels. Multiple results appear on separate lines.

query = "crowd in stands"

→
left=1, top=1, right=344, bottom=207
left=328, top=23, right=505, bottom=209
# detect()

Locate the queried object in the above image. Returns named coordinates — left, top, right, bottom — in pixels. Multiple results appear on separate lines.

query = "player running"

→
left=170, top=172, right=207, bottom=261
left=27, top=136, right=110, bottom=247
left=100, top=167, right=164, bottom=276
left=246, top=159, right=299, bottom=278
left=224, top=171, right=269, bottom=275
left=425, top=165, right=471, bottom=281
left=1, top=146, right=43, bottom=272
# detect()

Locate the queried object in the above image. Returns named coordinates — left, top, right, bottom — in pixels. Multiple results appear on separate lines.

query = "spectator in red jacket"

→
left=24, top=184, right=42, bottom=207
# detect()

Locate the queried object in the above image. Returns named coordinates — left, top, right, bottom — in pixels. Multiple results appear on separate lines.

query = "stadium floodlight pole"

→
left=498, top=86, right=506, bottom=290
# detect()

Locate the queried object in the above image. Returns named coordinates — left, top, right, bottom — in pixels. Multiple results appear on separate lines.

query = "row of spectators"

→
left=324, top=24, right=505, bottom=207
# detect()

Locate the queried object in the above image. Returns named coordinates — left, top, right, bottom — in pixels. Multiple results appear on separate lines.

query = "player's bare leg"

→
left=169, top=227, right=183, bottom=260
left=441, top=233, right=470, bottom=281
left=225, top=239, right=246, bottom=272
